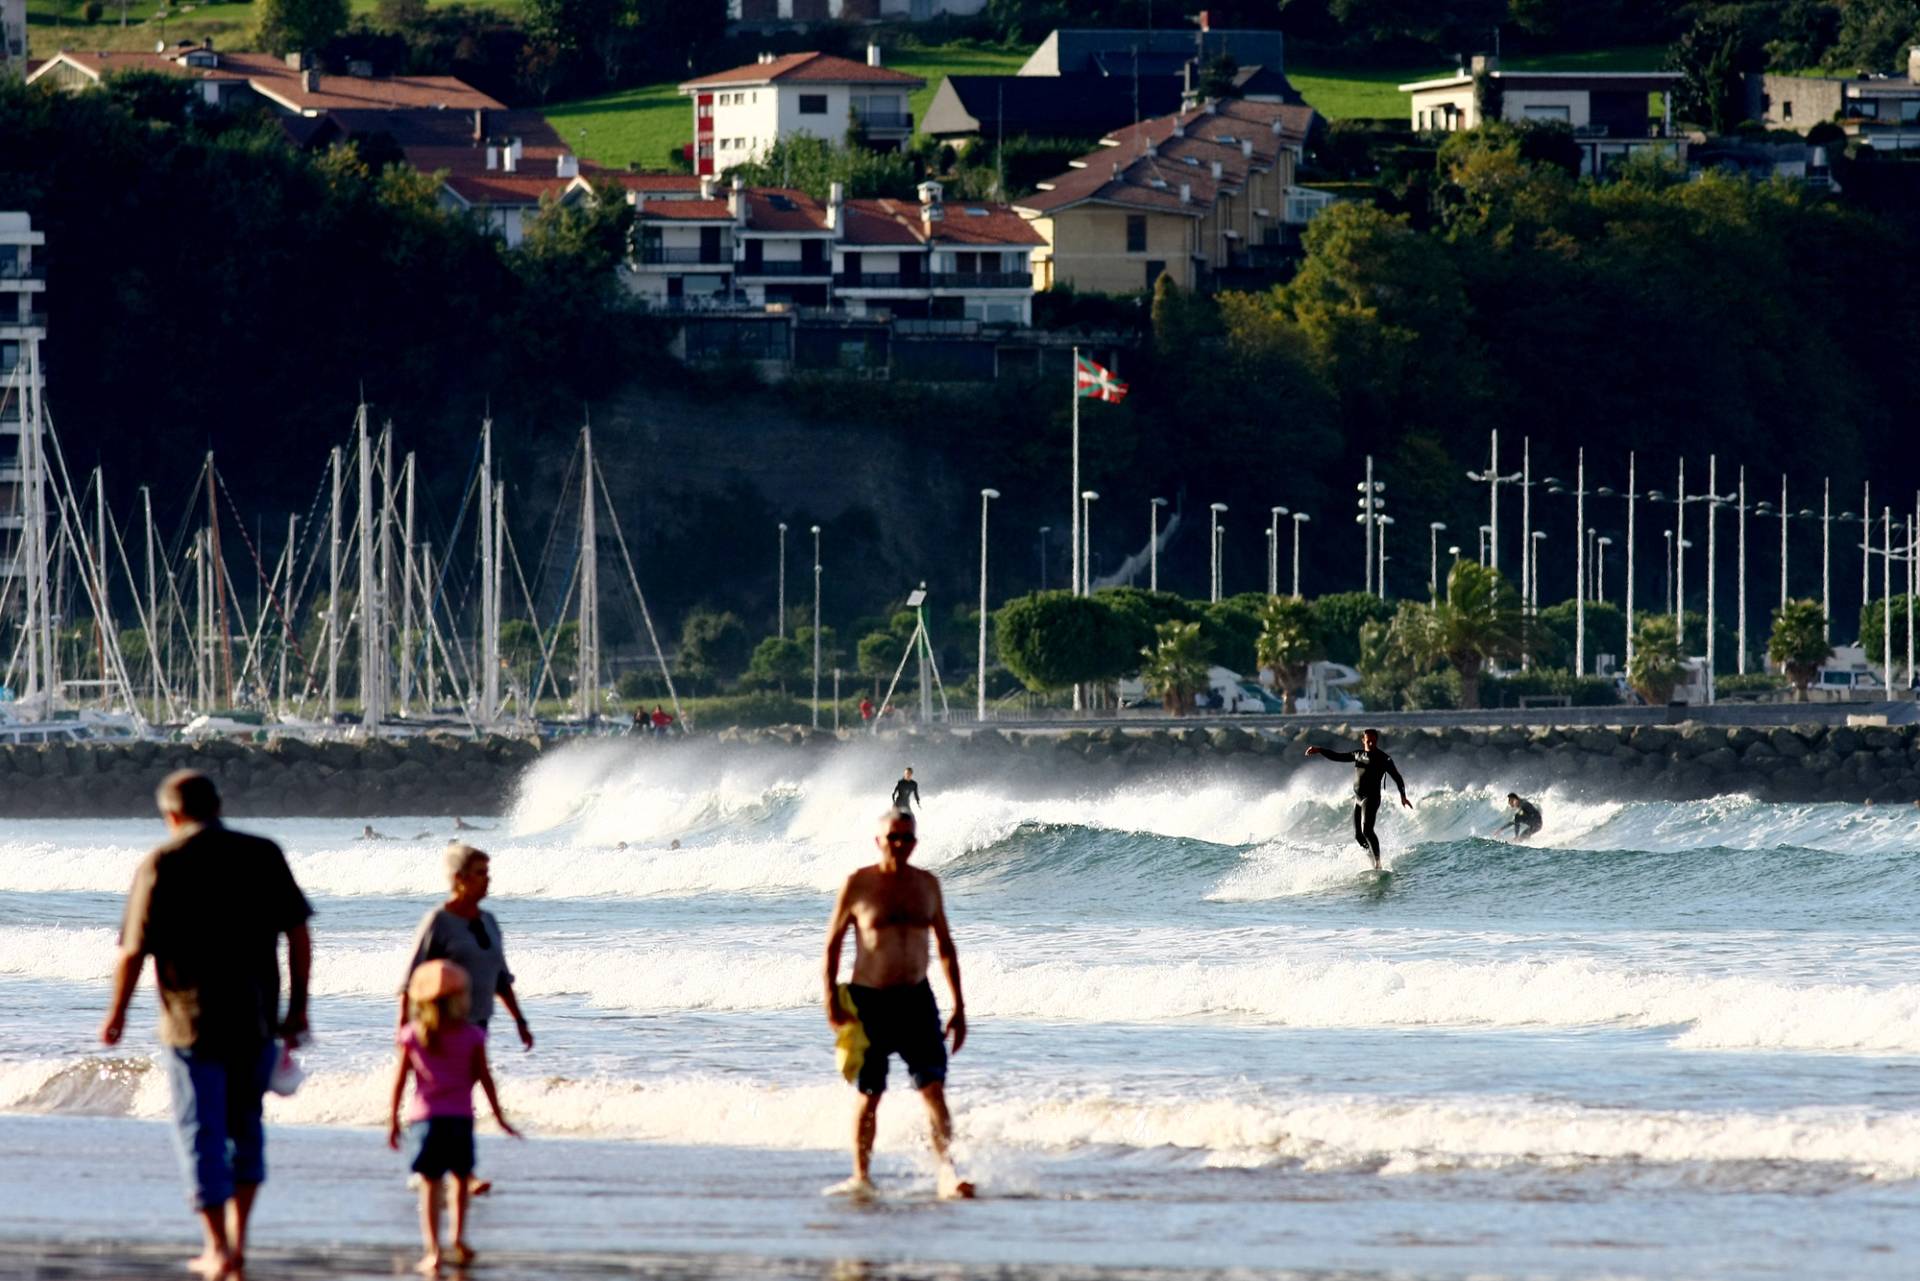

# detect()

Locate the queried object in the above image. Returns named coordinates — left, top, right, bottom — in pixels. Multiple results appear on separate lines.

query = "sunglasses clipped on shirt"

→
left=468, top=916, right=493, bottom=951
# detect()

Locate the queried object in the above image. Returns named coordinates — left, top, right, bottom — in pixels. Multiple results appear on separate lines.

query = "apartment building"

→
left=1, top=0, right=26, bottom=81
left=617, top=177, right=1041, bottom=324
left=0, top=213, right=45, bottom=585
left=680, top=49, right=922, bottom=177
left=1015, top=97, right=1315, bottom=294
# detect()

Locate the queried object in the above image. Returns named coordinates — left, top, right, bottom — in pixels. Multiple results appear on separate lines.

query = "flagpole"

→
left=1071, top=346, right=1081, bottom=597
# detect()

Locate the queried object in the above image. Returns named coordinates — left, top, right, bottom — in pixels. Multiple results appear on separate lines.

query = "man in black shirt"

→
left=102, top=769, right=313, bottom=1281
left=891, top=767, right=920, bottom=812
left=1306, top=729, right=1412, bottom=869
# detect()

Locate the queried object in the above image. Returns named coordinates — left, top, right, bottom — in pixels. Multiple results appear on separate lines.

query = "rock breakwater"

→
left=0, top=735, right=542, bottom=818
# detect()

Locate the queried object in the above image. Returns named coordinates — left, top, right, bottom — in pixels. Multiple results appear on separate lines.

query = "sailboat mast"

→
left=327, top=445, right=342, bottom=721
left=421, top=541, right=436, bottom=709
left=204, top=455, right=234, bottom=707
left=94, top=469, right=107, bottom=708
left=357, top=408, right=381, bottom=728
left=20, top=342, right=49, bottom=709
left=578, top=425, right=599, bottom=720
left=278, top=514, right=294, bottom=716
left=400, top=452, right=415, bottom=714
left=479, top=421, right=498, bottom=724
left=142, top=486, right=158, bottom=716
left=491, top=481, right=504, bottom=720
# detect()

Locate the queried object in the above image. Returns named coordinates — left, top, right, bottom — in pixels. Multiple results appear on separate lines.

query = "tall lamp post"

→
left=1547, top=451, right=1591, bottom=674
left=1529, top=532, right=1546, bottom=611
left=1357, top=458, right=1383, bottom=596
left=977, top=488, right=999, bottom=721
left=1038, top=526, right=1050, bottom=591
left=1701, top=458, right=1738, bottom=700
left=1377, top=515, right=1395, bottom=599
left=810, top=525, right=822, bottom=728
left=1429, top=522, right=1447, bottom=599
left=1268, top=506, right=1288, bottom=596
left=1465, top=429, right=1523, bottom=576
left=1291, top=513, right=1310, bottom=597
left=1596, top=536, right=1613, bottom=604
left=777, top=522, right=788, bottom=638
left=1595, top=450, right=1640, bottom=669
left=1149, top=498, right=1168, bottom=592
left=1209, top=502, right=1229, bottom=602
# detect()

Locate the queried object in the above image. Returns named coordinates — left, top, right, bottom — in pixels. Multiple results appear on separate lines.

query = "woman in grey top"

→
left=399, top=843, right=534, bottom=1050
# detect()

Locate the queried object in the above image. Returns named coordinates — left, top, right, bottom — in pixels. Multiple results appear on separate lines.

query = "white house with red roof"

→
left=679, top=47, right=923, bottom=177
left=609, top=176, right=1041, bottom=324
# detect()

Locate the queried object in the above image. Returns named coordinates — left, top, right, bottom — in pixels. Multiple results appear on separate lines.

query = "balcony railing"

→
left=930, top=271, right=1033, bottom=290
left=736, top=259, right=831, bottom=277
left=0, top=312, right=47, bottom=331
left=638, top=246, right=734, bottom=266
left=855, top=111, right=912, bottom=131
left=0, top=263, right=46, bottom=282
left=834, top=273, right=927, bottom=289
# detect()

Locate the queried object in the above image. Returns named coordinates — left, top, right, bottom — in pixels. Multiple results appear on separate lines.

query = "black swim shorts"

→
left=846, top=979, right=948, bottom=1096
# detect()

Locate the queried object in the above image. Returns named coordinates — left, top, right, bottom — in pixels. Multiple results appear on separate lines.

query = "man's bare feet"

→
left=186, top=1251, right=229, bottom=1280
left=468, top=1179, right=491, bottom=1198
left=450, top=1242, right=476, bottom=1266
left=415, top=1250, right=442, bottom=1275
left=822, top=1175, right=876, bottom=1199
left=936, top=1165, right=976, bottom=1200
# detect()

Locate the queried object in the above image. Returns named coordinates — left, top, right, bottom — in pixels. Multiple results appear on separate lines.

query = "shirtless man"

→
left=823, top=809, right=971, bottom=1200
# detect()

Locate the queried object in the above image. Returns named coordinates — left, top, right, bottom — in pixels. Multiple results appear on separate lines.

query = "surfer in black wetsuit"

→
left=1501, top=793, right=1543, bottom=841
left=1306, top=729, right=1411, bottom=869
left=891, top=767, right=920, bottom=812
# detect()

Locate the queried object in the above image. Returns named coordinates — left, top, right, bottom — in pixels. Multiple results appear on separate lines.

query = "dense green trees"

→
left=257, top=0, right=350, bottom=56
left=1768, top=599, right=1832, bottom=701
left=1857, top=596, right=1920, bottom=667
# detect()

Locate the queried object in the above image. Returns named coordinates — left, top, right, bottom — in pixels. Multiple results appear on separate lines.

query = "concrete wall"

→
left=1033, top=206, right=1198, bottom=293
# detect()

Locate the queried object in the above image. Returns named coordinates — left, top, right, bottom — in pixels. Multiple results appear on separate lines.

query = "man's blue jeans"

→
left=164, top=1041, right=276, bottom=1210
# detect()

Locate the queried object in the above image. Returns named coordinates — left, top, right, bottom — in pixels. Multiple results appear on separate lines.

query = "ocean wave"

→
left=8, top=924, right=1918, bottom=1054
left=2, top=1056, right=1914, bottom=1185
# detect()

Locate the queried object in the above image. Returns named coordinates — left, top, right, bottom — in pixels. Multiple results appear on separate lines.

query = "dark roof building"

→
left=921, top=72, right=1186, bottom=142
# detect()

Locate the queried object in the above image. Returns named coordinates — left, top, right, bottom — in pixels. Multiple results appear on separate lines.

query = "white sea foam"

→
left=2, top=1055, right=1914, bottom=1183
left=8, top=922, right=1919, bottom=1055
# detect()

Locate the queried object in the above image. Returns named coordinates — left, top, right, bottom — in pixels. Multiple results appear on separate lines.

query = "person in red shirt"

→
left=650, top=706, right=674, bottom=735
left=859, top=697, right=875, bottom=724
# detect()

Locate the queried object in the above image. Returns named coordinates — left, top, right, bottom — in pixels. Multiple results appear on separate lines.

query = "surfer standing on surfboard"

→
left=822, top=808, right=972, bottom=1200
left=1306, top=729, right=1412, bottom=869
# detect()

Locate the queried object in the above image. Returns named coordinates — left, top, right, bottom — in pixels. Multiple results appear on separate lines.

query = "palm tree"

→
left=1767, top=598, right=1831, bottom=702
left=1140, top=620, right=1210, bottom=715
left=1627, top=615, right=1685, bottom=706
left=1256, top=596, right=1320, bottom=713
left=1429, top=560, right=1524, bottom=709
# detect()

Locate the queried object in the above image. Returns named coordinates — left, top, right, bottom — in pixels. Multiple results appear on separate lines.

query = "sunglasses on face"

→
left=885, top=833, right=917, bottom=847
left=468, top=917, right=493, bottom=951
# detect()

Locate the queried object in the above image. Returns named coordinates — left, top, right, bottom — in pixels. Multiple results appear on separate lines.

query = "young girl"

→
left=387, top=959, right=521, bottom=1274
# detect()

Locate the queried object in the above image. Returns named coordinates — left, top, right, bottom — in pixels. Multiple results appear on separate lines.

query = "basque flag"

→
left=1075, top=354, right=1129, bottom=404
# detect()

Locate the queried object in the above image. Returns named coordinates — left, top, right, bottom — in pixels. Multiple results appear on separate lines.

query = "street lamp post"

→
left=1465, top=428, right=1523, bottom=575
left=1429, top=522, right=1447, bottom=598
left=810, top=525, right=822, bottom=728
left=1529, top=532, right=1546, bottom=611
left=1357, top=457, right=1383, bottom=597
left=1478, top=524, right=1492, bottom=567
left=1291, top=513, right=1310, bottom=597
left=1209, top=502, right=1229, bottom=602
left=1596, top=536, right=1613, bottom=604
left=1736, top=466, right=1748, bottom=675
left=977, top=488, right=999, bottom=721
left=1268, top=506, right=1288, bottom=596
left=1377, top=515, right=1395, bottom=599
left=1149, top=498, right=1168, bottom=592
left=1664, top=529, right=1675, bottom=614
left=1215, top=523, right=1226, bottom=598
left=1702, top=457, right=1739, bottom=701
left=1038, top=526, right=1050, bottom=591
left=777, top=522, right=787, bottom=638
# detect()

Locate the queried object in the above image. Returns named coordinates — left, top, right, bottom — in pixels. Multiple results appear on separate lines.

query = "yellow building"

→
left=1016, top=98, right=1315, bottom=295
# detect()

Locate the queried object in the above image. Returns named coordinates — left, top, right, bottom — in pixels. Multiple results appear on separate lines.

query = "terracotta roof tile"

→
left=443, top=172, right=578, bottom=206
left=680, top=51, right=922, bottom=90
left=39, top=48, right=502, bottom=113
left=743, top=187, right=830, bottom=232
left=636, top=199, right=735, bottom=221
left=925, top=204, right=1048, bottom=246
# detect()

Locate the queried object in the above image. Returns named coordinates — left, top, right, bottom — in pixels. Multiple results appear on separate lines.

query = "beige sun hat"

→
left=407, top=959, right=471, bottom=1003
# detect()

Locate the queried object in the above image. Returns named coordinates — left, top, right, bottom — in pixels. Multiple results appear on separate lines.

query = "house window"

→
left=1902, top=99, right=1920, bottom=122
left=1782, top=100, right=1792, bottom=120
left=798, top=94, right=828, bottom=115
left=1126, top=215, right=1147, bottom=253
left=1145, top=260, right=1166, bottom=289
left=1522, top=103, right=1572, bottom=122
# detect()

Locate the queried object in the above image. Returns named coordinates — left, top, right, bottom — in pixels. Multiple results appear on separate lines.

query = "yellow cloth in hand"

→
left=833, top=984, right=868, bottom=1084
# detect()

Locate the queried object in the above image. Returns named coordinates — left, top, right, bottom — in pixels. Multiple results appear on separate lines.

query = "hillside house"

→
left=1752, top=49, right=1920, bottom=151
left=679, top=49, right=923, bottom=178
left=1399, top=56, right=1682, bottom=176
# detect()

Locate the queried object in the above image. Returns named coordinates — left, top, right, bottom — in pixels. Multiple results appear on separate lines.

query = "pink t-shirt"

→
left=397, top=1022, right=486, bottom=1122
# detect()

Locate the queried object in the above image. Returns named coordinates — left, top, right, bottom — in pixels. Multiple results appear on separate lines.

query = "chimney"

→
left=502, top=144, right=517, bottom=173
left=1203, top=100, right=1216, bottom=115
left=201, top=36, right=212, bottom=49
left=301, top=69, right=320, bottom=93
left=918, top=179, right=944, bottom=224
left=557, top=154, right=580, bottom=178
left=511, top=137, right=523, bottom=164
left=1210, top=160, right=1222, bottom=180
left=827, top=180, right=845, bottom=231
left=1145, top=141, right=1158, bottom=156
left=1179, top=182, right=1192, bottom=204
left=485, top=145, right=499, bottom=171
left=1241, top=138, right=1254, bottom=158
left=472, top=107, right=486, bottom=141
left=1470, top=53, right=1498, bottom=75
left=1173, top=121, right=1185, bottom=137
left=1909, top=45, right=1920, bottom=82
left=758, top=50, right=772, bottom=65
left=1270, top=119, right=1284, bottom=135
left=866, top=43, right=881, bottom=68
left=729, top=175, right=746, bottom=225
left=699, top=174, right=715, bottom=199
left=284, top=50, right=308, bottom=70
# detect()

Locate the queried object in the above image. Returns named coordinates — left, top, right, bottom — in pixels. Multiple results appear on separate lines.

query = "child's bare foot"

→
left=467, top=1179, right=491, bottom=1198
left=415, top=1251, right=442, bottom=1275
left=185, top=1250, right=230, bottom=1279
left=822, top=1175, right=876, bottom=1199
left=451, top=1242, right=476, bottom=1266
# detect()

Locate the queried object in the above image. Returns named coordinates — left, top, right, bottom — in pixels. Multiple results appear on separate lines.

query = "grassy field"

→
left=546, top=40, right=1030, bottom=173
left=23, top=0, right=522, bottom=57
left=1290, top=44, right=1671, bottom=120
